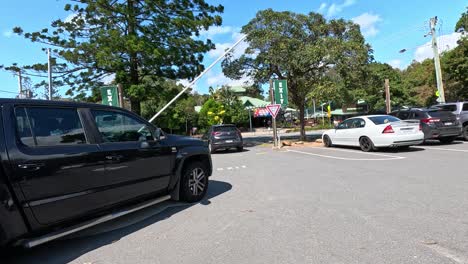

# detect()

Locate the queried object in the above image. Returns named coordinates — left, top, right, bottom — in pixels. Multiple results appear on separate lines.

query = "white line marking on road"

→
left=235, top=166, right=239, bottom=169
left=241, top=165, right=247, bottom=168
left=421, top=146, right=468, bottom=153
left=315, top=147, right=406, bottom=159
left=287, top=149, right=405, bottom=161
left=216, top=168, right=224, bottom=171
left=256, top=152, right=267, bottom=155
left=227, top=167, right=233, bottom=170
left=425, top=243, right=468, bottom=264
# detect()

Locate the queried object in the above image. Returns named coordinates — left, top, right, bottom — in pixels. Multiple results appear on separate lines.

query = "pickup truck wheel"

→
left=180, top=162, right=209, bottom=203
left=463, top=125, right=468, bottom=141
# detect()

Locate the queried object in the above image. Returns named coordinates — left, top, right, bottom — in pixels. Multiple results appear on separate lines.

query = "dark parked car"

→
left=202, top=124, right=243, bottom=153
left=0, top=99, right=212, bottom=249
left=390, top=108, right=462, bottom=143
left=432, top=102, right=468, bottom=140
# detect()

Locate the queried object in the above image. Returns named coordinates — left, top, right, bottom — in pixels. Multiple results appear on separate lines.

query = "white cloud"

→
left=199, top=26, right=238, bottom=38
left=327, top=0, right=356, bottom=17
left=208, top=33, right=249, bottom=59
left=318, top=3, right=328, bottom=13
left=206, top=72, right=252, bottom=87
left=414, top=32, right=462, bottom=62
left=352, top=12, right=382, bottom=37
left=388, top=59, right=402, bottom=69
left=3, top=30, right=13, bottom=38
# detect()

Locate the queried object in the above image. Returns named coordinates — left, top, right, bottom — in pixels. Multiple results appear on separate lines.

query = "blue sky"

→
left=0, top=0, right=466, bottom=98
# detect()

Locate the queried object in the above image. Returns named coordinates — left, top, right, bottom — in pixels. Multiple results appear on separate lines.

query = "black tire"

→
left=439, top=136, right=456, bottom=144
left=180, top=162, right=209, bottom=203
left=236, top=146, right=243, bottom=152
left=323, top=135, right=333, bottom=147
left=359, top=136, right=375, bottom=152
left=463, top=125, right=468, bottom=141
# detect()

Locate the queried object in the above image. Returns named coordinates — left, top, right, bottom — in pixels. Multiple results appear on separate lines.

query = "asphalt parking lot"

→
left=5, top=140, right=468, bottom=264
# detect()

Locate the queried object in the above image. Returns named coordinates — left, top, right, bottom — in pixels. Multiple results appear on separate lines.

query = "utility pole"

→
left=385, top=79, right=391, bottom=113
left=429, top=16, right=445, bottom=103
left=17, top=70, right=23, bottom=98
left=117, top=83, right=124, bottom=108
left=47, top=48, right=53, bottom=100
left=269, top=79, right=278, bottom=147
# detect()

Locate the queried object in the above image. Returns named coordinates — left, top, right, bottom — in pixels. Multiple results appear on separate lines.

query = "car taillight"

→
left=382, top=125, right=394, bottom=134
left=421, top=118, right=440, bottom=124
left=212, top=131, right=221, bottom=136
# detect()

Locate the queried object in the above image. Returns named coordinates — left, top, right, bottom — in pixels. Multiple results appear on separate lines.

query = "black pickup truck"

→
left=0, top=99, right=212, bottom=248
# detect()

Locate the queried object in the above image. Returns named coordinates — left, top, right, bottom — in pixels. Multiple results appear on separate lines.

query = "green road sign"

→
left=274, top=80, right=288, bottom=107
left=100, top=86, right=120, bottom=107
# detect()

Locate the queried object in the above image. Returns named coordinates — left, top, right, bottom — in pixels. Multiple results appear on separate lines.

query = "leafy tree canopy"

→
left=2, top=0, right=223, bottom=114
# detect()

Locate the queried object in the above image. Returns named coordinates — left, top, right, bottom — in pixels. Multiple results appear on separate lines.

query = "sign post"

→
left=100, top=86, right=120, bottom=107
left=269, top=79, right=278, bottom=147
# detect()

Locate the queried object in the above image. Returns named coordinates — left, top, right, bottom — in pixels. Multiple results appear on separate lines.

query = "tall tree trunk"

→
left=299, top=102, right=306, bottom=141
left=127, top=0, right=141, bottom=115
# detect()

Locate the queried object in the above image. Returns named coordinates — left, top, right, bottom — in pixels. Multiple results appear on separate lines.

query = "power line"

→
left=0, top=89, right=20, bottom=95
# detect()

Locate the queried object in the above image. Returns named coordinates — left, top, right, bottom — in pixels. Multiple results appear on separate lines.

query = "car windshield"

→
left=368, top=115, right=401, bottom=125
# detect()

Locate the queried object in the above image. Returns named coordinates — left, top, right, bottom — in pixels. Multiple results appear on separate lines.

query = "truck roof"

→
left=0, top=98, right=121, bottom=110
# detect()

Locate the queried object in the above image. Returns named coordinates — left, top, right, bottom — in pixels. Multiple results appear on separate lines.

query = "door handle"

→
left=18, top=163, right=44, bottom=171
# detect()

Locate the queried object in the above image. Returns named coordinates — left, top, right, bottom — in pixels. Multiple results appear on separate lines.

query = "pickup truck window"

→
left=15, top=107, right=87, bottom=147
left=463, top=103, right=468, bottom=111
left=92, top=110, right=154, bottom=142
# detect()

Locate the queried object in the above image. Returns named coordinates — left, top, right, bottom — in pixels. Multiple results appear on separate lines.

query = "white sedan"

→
left=322, top=115, right=424, bottom=152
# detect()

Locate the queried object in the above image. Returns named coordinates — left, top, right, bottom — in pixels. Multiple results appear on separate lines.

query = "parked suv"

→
left=390, top=108, right=462, bottom=143
left=0, top=99, right=212, bottom=249
left=432, top=102, right=468, bottom=140
left=202, top=124, right=243, bottom=153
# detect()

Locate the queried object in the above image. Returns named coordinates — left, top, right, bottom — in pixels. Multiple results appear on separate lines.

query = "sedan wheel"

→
left=359, top=137, right=375, bottom=152
left=463, top=126, right=468, bottom=141
left=323, top=135, right=332, bottom=147
left=180, top=162, right=209, bottom=202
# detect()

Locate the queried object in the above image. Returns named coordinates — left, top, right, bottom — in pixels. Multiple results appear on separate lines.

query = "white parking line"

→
left=314, top=147, right=407, bottom=159
left=421, top=146, right=468, bottom=153
left=286, top=149, right=405, bottom=161
left=424, top=243, right=468, bottom=264
left=216, top=165, right=247, bottom=171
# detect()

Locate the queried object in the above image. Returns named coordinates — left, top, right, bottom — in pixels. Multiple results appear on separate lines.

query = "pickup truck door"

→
left=3, top=105, right=109, bottom=226
left=89, top=109, right=175, bottom=205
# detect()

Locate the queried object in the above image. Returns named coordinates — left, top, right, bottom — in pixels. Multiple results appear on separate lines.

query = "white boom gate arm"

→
left=148, top=34, right=248, bottom=123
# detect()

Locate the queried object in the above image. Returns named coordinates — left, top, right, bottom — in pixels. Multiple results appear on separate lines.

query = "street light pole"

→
left=47, top=48, right=53, bottom=100
left=17, top=70, right=23, bottom=98
left=429, top=17, right=445, bottom=103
